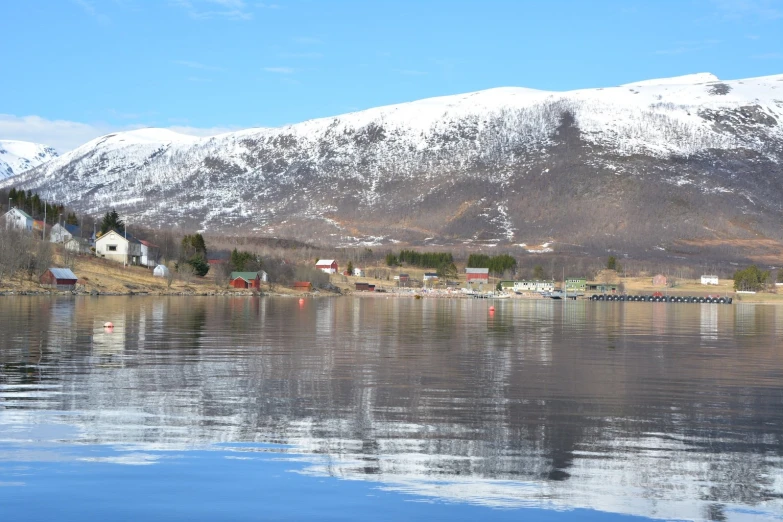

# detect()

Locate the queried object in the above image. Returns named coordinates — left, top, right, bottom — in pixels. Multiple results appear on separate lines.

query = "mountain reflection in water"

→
left=1, top=297, right=782, bottom=521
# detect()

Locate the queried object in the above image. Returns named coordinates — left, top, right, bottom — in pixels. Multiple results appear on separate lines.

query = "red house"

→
left=293, top=281, right=313, bottom=291
left=40, top=268, right=78, bottom=290
left=466, top=268, right=489, bottom=283
left=315, top=259, right=338, bottom=274
left=229, top=272, right=261, bottom=289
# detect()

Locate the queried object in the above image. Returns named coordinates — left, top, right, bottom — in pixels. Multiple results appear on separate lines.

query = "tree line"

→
left=385, top=250, right=454, bottom=268
left=467, top=253, right=517, bottom=275
left=3, top=188, right=79, bottom=226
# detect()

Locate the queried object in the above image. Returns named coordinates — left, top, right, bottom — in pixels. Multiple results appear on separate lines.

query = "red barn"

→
left=315, top=259, right=338, bottom=274
left=466, top=268, right=489, bottom=282
left=229, top=272, right=261, bottom=289
left=40, top=268, right=78, bottom=290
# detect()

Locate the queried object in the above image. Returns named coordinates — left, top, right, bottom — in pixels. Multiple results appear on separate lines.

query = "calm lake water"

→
left=0, top=296, right=781, bottom=521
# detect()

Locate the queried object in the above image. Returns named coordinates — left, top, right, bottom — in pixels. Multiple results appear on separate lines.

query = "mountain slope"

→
left=3, top=73, right=783, bottom=256
left=0, top=140, right=58, bottom=180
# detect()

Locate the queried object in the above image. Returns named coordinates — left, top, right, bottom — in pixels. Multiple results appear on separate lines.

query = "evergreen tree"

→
left=99, top=209, right=125, bottom=235
left=733, top=265, right=769, bottom=292
left=346, top=261, right=354, bottom=275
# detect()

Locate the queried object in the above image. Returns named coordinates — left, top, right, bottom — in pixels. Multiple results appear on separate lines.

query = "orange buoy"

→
left=104, top=321, right=113, bottom=328
left=299, top=298, right=304, bottom=305
left=489, top=306, right=495, bottom=312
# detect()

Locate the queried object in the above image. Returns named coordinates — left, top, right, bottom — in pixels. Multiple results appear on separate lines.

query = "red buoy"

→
left=104, top=321, right=113, bottom=328
left=489, top=306, right=495, bottom=312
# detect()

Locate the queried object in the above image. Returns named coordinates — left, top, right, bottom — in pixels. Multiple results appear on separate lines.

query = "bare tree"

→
left=60, top=244, right=77, bottom=270
left=166, top=265, right=175, bottom=288
left=0, top=228, right=29, bottom=283
left=33, top=240, right=54, bottom=281
left=214, top=262, right=231, bottom=287
left=179, top=263, right=195, bottom=284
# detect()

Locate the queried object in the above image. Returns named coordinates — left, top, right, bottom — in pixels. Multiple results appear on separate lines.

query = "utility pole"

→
left=43, top=200, right=46, bottom=240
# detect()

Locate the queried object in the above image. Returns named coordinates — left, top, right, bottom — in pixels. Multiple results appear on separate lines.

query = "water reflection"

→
left=0, top=297, right=782, bottom=521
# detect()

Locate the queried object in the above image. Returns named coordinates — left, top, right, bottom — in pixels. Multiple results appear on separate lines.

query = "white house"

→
left=700, top=275, right=719, bottom=285
left=139, top=240, right=159, bottom=268
left=513, top=280, right=556, bottom=292
left=50, top=223, right=82, bottom=244
left=95, top=229, right=142, bottom=265
left=64, top=237, right=91, bottom=254
left=423, top=272, right=439, bottom=281
left=2, top=207, right=33, bottom=231
left=259, top=270, right=269, bottom=282
left=353, top=267, right=365, bottom=277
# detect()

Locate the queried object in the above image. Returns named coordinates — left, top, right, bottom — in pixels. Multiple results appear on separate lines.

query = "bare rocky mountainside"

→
left=3, top=72, right=783, bottom=259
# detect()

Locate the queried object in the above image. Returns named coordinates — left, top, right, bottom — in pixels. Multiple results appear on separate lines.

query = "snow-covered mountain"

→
left=0, top=140, right=58, bottom=180
left=3, top=72, right=783, bottom=254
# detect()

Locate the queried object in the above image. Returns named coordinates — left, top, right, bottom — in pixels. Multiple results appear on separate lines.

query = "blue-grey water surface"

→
left=0, top=296, right=782, bottom=521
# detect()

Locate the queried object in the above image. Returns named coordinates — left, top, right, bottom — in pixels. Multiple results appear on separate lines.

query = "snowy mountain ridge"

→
left=3, top=72, right=783, bottom=253
left=0, top=140, right=58, bottom=180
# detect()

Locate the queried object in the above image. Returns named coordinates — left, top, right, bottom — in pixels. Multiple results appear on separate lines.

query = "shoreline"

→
left=3, top=289, right=781, bottom=305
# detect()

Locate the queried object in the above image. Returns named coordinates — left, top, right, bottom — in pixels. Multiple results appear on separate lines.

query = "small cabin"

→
left=230, top=272, right=261, bottom=289
left=652, top=274, right=667, bottom=287
left=293, top=281, right=313, bottom=291
left=40, top=268, right=78, bottom=290
left=153, top=264, right=170, bottom=278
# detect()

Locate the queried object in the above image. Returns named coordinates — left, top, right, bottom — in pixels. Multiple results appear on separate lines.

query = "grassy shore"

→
left=0, top=253, right=309, bottom=297
left=3, top=254, right=782, bottom=304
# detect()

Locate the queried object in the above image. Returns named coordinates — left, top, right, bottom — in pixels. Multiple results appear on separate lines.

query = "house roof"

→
left=64, top=224, right=81, bottom=235
left=230, top=271, right=261, bottom=282
left=48, top=268, right=77, bottom=280
left=96, top=229, right=142, bottom=244
left=315, top=259, right=336, bottom=265
left=139, top=239, right=158, bottom=248
left=465, top=268, right=489, bottom=274
left=8, top=207, right=33, bottom=220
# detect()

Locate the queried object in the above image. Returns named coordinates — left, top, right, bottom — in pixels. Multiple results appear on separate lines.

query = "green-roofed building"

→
left=230, top=271, right=262, bottom=289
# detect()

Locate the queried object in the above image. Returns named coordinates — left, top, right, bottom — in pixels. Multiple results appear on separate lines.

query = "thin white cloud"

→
left=394, top=69, right=428, bottom=76
left=172, top=0, right=254, bottom=20
left=711, top=0, right=783, bottom=20
left=72, top=0, right=110, bottom=24
left=653, top=39, right=720, bottom=55
left=264, top=66, right=295, bottom=74
left=753, top=52, right=783, bottom=59
left=0, top=114, right=241, bottom=153
left=293, top=36, right=322, bottom=45
left=279, top=52, right=323, bottom=59
left=173, top=60, right=224, bottom=71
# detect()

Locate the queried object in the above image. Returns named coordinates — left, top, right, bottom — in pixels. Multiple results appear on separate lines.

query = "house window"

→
left=107, top=245, right=117, bottom=252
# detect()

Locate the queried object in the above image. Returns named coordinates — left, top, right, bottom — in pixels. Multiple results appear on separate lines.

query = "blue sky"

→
left=1, top=0, right=781, bottom=151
